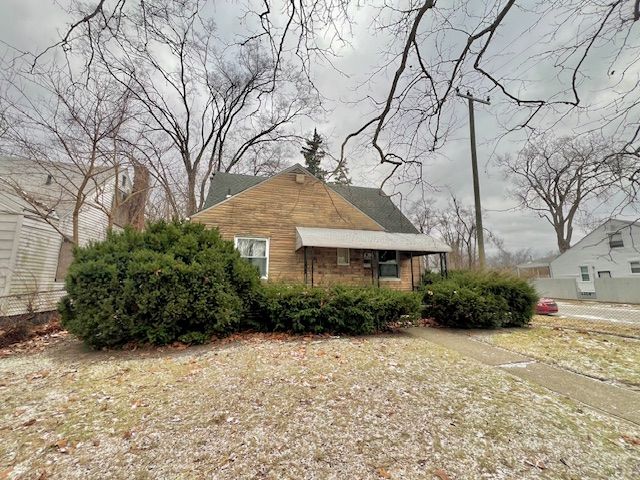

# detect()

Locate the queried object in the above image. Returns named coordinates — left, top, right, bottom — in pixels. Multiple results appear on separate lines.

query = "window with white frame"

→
left=608, top=232, right=624, bottom=248
left=630, top=261, right=640, bottom=274
left=378, top=250, right=399, bottom=278
left=235, top=237, right=269, bottom=278
left=337, top=248, right=350, bottom=266
left=579, top=265, right=590, bottom=282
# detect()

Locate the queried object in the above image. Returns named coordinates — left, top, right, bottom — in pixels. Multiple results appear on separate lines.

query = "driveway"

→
left=557, top=300, right=640, bottom=324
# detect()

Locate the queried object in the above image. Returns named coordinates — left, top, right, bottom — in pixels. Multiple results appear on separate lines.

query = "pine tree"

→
left=301, top=128, right=327, bottom=181
left=332, top=161, right=352, bottom=185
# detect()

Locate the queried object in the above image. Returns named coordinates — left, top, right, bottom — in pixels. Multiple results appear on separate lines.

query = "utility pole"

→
left=456, top=89, right=490, bottom=269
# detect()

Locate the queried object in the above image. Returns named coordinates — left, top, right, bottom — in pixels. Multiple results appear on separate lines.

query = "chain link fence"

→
left=0, top=289, right=66, bottom=320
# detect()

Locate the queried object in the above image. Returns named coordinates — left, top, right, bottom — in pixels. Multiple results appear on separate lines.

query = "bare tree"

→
left=410, top=195, right=479, bottom=269
left=85, top=0, right=318, bottom=216
left=0, top=67, right=131, bottom=244
left=486, top=234, right=534, bottom=271
left=498, top=134, right=629, bottom=253
left=409, top=198, right=440, bottom=235
left=28, top=1, right=640, bottom=201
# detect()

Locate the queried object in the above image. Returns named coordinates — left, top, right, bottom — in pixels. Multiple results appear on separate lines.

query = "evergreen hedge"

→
left=422, top=270, right=538, bottom=328
left=59, top=221, right=262, bottom=348
left=59, top=221, right=422, bottom=347
left=254, top=284, right=422, bottom=334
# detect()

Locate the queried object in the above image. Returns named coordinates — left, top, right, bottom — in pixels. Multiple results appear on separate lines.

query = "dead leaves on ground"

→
left=375, top=467, right=391, bottom=478
left=434, top=469, right=451, bottom=480
left=622, top=434, right=640, bottom=446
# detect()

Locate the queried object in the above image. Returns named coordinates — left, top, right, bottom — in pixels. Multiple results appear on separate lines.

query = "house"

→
left=191, top=164, right=450, bottom=291
left=549, top=218, right=640, bottom=296
left=516, top=256, right=555, bottom=279
left=0, top=156, right=132, bottom=316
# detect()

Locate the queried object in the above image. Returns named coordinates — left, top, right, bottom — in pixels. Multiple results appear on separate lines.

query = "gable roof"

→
left=200, top=164, right=419, bottom=234
left=550, top=218, right=640, bottom=263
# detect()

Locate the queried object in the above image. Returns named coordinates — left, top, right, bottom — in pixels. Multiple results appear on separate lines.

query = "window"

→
left=579, top=266, right=590, bottom=282
left=608, top=232, right=624, bottom=248
left=337, top=248, right=350, bottom=266
left=378, top=250, right=399, bottom=278
left=121, top=174, right=127, bottom=187
left=45, top=174, right=52, bottom=185
left=235, top=237, right=269, bottom=278
left=630, top=261, right=640, bottom=274
left=597, top=271, right=611, bottom=278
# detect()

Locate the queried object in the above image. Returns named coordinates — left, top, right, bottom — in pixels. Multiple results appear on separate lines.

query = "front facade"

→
left=550, top=219, right=640, bottom=294
left=192, top=164, right=450, bottom=291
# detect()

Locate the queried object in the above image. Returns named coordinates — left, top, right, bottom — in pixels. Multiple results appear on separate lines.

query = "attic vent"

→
left=45, top=174, right=52, bottom=185
left=295, top=174, right=305, bottom=184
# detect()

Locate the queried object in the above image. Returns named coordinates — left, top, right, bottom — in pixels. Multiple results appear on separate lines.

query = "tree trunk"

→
left=557, top=235, right=571, bottom=253
left=72, top=209, right=80, bottom=245
left=185, top=169, right=198, bottom=216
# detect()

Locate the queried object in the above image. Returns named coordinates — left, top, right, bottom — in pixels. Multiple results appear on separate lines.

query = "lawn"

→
left=484, top=322, right=640, bottom=390
left=1, top=333, right=639, bottom=479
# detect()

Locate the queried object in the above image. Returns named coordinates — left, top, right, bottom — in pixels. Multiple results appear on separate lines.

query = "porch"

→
left=295, top=227, right=451, bottom=291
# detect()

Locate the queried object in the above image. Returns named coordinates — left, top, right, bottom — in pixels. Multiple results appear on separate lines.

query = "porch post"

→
left=304, top=246, right=308, bottom=285
left=410, top=251, right=415, bottom=291
left=375, top=250, right=380, bottom=288
left=311, top=246, right=314, bottom=287
left=370, top=250, right=374, bottom=285
left=439, top=253, right=444, bottom=277
left=443, top=253, right=449, bottom=278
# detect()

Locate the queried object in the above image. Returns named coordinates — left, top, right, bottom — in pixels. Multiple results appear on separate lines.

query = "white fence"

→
left=533, top=278, right=640, bottom=304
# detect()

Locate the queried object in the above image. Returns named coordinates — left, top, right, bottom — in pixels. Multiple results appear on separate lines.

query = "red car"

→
left=536, top=298, right=558, bottom=315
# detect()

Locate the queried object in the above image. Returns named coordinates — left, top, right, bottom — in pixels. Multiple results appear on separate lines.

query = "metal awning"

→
left=295, top=227, right=451, bottom=253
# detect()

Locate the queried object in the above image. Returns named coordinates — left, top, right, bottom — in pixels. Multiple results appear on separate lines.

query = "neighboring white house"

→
left=549, top=218, right=640, bottom=296
left=0, top=156, right=131, bottom=316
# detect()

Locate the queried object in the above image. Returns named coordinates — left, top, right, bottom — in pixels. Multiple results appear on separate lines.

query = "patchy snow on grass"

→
left=533, top=315, right=640, bottom=339
left=1, top=334, right=639, bottom=479
left=485, top=325, right=640, bottom=391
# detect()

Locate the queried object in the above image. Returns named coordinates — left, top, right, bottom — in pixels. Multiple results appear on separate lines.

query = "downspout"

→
left=311, top=246, right=314, bottom=287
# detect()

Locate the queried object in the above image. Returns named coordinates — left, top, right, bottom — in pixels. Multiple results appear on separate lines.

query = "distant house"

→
left=191, top=164, right=450, bottom=291
left=516, top=256, right=556, bottom=279
left=0, top=157, right=132, bottom=316
left=549, top=218, right=640, bottom=295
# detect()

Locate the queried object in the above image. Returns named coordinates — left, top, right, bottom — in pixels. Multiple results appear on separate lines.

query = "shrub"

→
left=59, top=221, right=261, bottom=348
left=421, top=270, right=537, bottom=328
left=257, top=284, right=421, bottom=335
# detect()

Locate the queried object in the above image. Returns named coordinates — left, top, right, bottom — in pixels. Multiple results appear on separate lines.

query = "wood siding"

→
left=193, top=170, right=422, bottom=290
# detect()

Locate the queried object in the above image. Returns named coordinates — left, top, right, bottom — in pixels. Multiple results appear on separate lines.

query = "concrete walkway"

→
left=406, top=327, right=640, bottom=425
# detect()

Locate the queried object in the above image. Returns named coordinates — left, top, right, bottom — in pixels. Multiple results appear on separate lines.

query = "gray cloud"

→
left=1, top=0, right=635, bottom=257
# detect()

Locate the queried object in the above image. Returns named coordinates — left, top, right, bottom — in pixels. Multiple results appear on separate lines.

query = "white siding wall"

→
left=0, top=175, right=123, bottom=316
left=59, top=180, right=116, bottom=246
left=0, top=214, right=20, bottom=296
left=550, top=220, right=640, bottom=280
left=9, top=217, right=63, bottom=295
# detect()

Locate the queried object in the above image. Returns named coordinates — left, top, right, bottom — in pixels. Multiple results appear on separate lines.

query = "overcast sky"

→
left=1, top=0, right=637, bottom=257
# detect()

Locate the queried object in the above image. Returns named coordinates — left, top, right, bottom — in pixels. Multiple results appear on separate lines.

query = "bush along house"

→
left=191, top=164, right=451, bottom=291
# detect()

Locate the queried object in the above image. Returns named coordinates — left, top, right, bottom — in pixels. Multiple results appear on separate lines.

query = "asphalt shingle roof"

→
left=203, top=171, right=266, bottom=210
left=329, top=184, right=418, bottom=234
left=201, top=168, right=419, bottom=234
